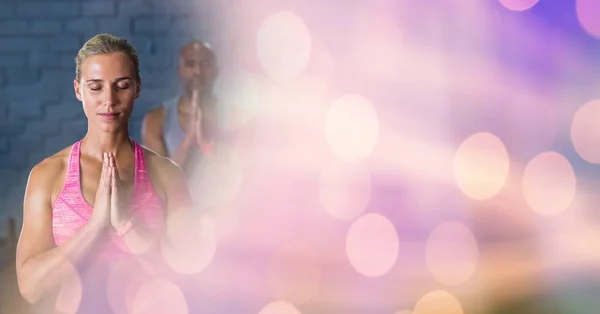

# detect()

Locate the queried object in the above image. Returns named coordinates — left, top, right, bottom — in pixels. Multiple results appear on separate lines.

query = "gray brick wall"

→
left=0, top=0, right=225, bottom=220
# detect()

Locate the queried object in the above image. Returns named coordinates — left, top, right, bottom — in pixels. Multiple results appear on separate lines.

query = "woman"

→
left=15, top=33, right=193, bottom=312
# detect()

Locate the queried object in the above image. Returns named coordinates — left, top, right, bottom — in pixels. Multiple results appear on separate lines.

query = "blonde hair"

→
left=75, top=33, right=140, bottom=82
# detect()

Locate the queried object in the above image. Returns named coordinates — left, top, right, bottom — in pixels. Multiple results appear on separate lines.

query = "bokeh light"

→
left=425, top=221, right=479, bottom=285
left=2, top=1, right=599, bottom=314
left=162, top=212, right=218, bottom=274
left=118, top=224, right=158, bottom=256
left=498, top=0, right=539, bottom=11
left=522, top=151, right=577, bottom=215
left=454, top=132, right=510, bottom=200
left=205, top=205, right=239, bottom=244
left=351, top=10, right=405, bottom=82
left=259, top=300, right=302, bottom=314
left=414, top=290, right=464, bottom=314
left=216, top=72, right=272, bottom=130
left=268, top=243, right=322, bottom=305
left=131, top=279, right=188, bottom=314
left=571, top=99, right=600, bottom=163
left=106, top=257, right=157, bottom=314
left=506, top=93, right=559, bottom=154
left=250, top=80, right=329, bottom=173
left=257, top=11, right=312, bottom=81
left=54, top=262, right=82, bottom=314
left=302, top=39, right=335, bottom=92
left=346, top=213, right=399, bottom=277
left=188, top=142, right=243, bottom=211
left=325, top=94, right=379, bottom=162
left=576, top=0, right=600, bottom=38
left=318, top=161, right=372, bottom=221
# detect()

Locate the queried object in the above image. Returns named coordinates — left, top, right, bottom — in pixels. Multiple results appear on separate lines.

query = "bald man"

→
left=142, top=40, right=219, bottom=171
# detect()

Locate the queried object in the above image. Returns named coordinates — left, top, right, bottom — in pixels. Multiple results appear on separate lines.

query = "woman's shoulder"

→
left=26, top=145, right=72, bottom=191
left=32, top=145, right=71, bottom=174
left=138, top=144, right=185, bottom=181
left=137, top=143, right=188, bottom=203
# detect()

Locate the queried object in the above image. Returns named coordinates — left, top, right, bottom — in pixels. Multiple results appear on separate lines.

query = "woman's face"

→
left=74, top=52, right=140, bottom=133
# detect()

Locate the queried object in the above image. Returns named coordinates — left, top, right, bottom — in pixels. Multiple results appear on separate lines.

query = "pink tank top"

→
left=52, top=140, right=165, bottom=260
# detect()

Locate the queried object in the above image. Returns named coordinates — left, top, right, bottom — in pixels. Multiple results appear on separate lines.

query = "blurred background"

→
left=2, top=0, right=600, bottom=313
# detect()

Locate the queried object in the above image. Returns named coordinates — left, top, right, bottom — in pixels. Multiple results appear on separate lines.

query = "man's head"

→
left=178, top=40, right=218, bottom=96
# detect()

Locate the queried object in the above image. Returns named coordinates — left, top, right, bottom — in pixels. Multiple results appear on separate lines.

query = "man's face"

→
left=178, top=43, right=218, bottom=94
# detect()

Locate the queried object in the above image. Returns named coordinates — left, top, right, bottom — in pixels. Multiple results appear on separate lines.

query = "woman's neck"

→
left=81, top=128, right=132, bottom=160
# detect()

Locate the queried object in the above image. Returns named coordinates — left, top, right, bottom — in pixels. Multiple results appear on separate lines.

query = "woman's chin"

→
left=97, top=123, right=125, bottom=134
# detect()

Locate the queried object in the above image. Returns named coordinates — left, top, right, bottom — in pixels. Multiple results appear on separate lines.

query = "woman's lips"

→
left=98, top=112, right=120, bottom=120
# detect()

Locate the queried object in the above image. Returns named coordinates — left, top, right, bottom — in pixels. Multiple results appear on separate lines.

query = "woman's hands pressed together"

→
left=89, top=152, right=131, bottom=234
left=89, top=152, right=112, bottom=230
left=108, top=153, right=130, bottom=232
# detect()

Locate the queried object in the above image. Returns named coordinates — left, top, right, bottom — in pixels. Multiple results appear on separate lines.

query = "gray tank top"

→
left=162, top=96, right=185, bottom=157
left=162, top=94, right=226, bottom=157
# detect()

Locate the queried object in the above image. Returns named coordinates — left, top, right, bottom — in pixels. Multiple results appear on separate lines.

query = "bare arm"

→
left=170, top=133, right=196, bottom=169
left=141, top=106, right=169, bottom=158
left=158, top=156, right=196, bottom=250
left=142, top=105, right=197, bottom=169
left=152, top=154, right=195, bottom=246
left=158, top=155, right=194, bottom=216
left=111, top=151, right=193, bottom=253
left=15, top=158, right=110, bottom=303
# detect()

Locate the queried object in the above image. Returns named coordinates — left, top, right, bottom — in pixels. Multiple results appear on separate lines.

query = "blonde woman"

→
left=15, top=33, right=193, bottom=312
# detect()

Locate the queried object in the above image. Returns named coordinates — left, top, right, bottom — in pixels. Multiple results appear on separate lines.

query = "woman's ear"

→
left=135, top=79, right=142, bottom=99
left=74, top=79, right=82, bottom=101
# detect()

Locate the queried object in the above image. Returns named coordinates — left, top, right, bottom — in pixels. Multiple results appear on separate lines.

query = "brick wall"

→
left=0, top=0, right=225, bottom=220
